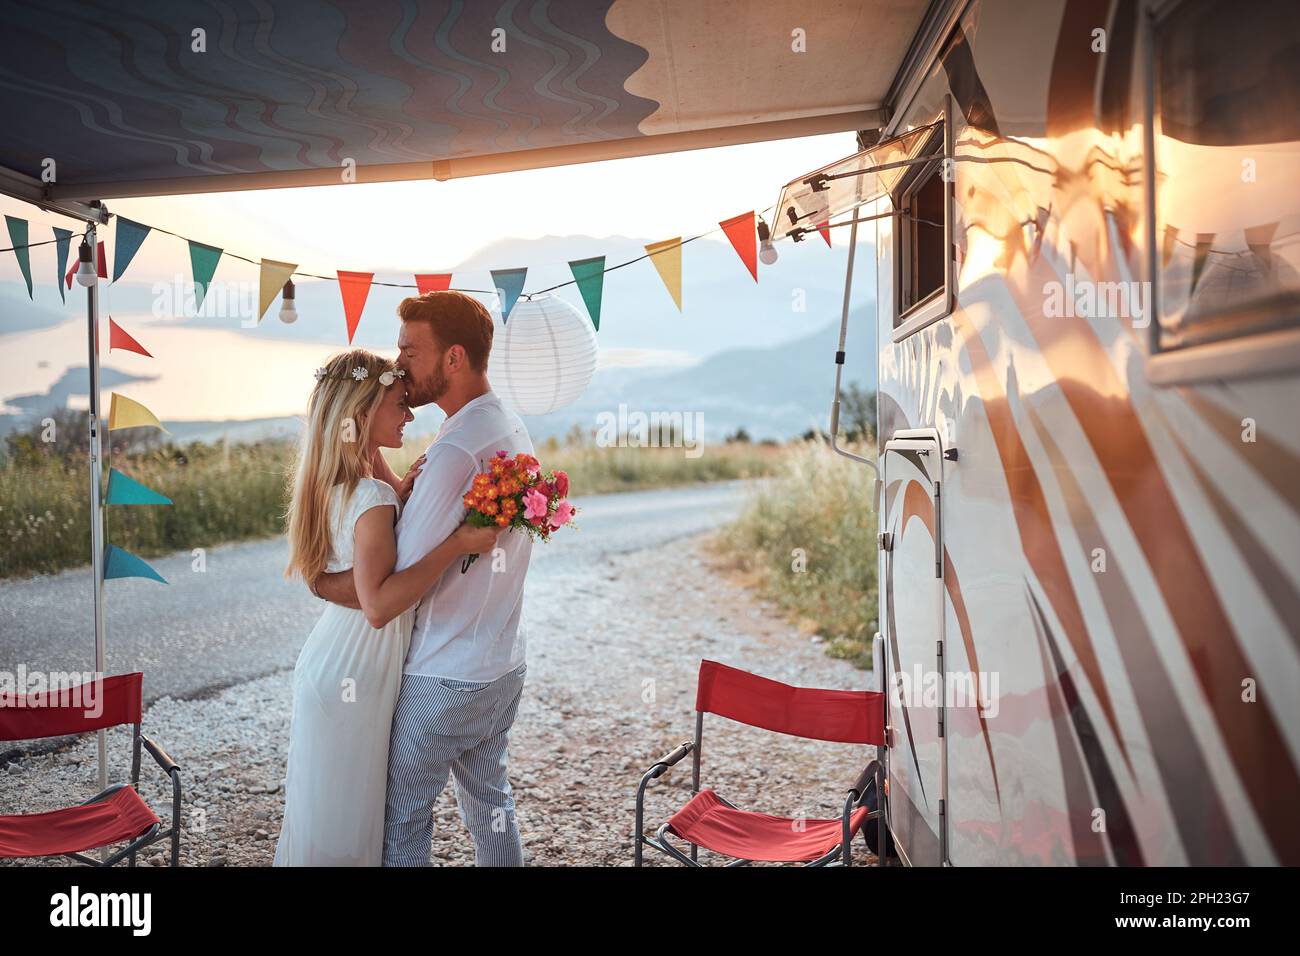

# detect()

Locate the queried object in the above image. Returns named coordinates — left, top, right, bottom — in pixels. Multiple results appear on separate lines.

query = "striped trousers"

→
left=382, top=662, right=527, bottom=867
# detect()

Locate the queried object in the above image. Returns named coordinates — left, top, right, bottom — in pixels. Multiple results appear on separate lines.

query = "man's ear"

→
left=446, top=343, right=466, bottom=372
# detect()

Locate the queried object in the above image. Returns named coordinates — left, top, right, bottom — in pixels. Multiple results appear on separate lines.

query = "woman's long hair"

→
left=284, top=349, right=399, bottom=583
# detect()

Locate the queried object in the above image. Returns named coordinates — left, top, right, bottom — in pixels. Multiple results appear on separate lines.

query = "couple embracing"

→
left=276, top=291, right=534, bottom=867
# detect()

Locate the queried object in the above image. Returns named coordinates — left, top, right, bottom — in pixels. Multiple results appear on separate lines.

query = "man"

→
left=313, top=290, right=535, bottom=866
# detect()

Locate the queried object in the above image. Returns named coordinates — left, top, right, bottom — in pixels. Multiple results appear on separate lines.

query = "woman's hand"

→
left=396, top=454, right=426, bottom=502
left=455, top=521, right=503, bottom=555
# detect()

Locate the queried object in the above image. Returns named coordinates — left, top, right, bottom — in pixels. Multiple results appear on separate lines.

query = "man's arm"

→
left=394, top=443, right=478, bottom=572
left=312, top=568, right=360, bottom=608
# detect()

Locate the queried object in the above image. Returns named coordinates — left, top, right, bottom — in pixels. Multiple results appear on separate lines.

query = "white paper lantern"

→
left=490, top=294, right=598, bottom=415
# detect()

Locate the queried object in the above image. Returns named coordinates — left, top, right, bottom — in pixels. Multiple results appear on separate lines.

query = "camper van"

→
left=778, top=0, right=1300, bottom=865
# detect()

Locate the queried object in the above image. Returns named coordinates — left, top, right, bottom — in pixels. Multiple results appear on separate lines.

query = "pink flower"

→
left=550, top=500, right=575, bottom=530
left=495, top=449, right=509, bottom=459
left=554, top=470, right=569, bottom=497
left=523, top=488, right=549, bottom=523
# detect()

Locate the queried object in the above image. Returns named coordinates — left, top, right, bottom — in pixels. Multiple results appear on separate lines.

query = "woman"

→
left=276, top=348, right=499, bottom=866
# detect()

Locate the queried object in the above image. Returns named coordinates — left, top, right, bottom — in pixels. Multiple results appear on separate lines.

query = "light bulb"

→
left=278, top=278, right=298, bottom=323
left=74, top=239, right=97, bottom=287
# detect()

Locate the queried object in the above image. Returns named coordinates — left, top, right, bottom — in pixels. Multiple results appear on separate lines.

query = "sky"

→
left=2, top=131, right=857, bottom=281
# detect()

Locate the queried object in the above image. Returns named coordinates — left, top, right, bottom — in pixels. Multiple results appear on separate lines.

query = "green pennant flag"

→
left=490, top=268, right=527, bottom=322
left=105, top=468, right=172, bottom=506
left=188, top=240, right=222, bottom=311
left=112, top=217, right=151, bottom=283
left=104, top=544, right=168, bottom=584
left=53, top=227, right=72, bottom=303
left=568, top=256, right=605, bottom=330
left=5, top=216, right=32, bottom=299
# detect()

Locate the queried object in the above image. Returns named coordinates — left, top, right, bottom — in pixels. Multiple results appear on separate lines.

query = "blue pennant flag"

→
left=112, top=217, right=152, bottom=283
left=105, top=468, right=172, bottom=506
left=490, top=268, right=527, bottom=322
left=104, top=545, right=167, bottom=584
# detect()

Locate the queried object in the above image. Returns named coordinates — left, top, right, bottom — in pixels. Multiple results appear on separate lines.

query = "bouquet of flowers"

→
left=459, top=450, right=576, bottom=572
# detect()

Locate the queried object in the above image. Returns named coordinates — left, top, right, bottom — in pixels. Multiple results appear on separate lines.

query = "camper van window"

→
left=1153, top=0, right=1300, bottom=352
left=894, top=118, right=956, bottom=329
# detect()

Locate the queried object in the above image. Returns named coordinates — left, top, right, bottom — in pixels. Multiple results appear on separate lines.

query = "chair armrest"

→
left=643, top=741, right=694, bottom=781
left=141, top=734, right=179, bottom=775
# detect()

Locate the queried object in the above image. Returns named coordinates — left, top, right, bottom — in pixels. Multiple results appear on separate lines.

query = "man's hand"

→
left=312, top=568, right=362, bottom=609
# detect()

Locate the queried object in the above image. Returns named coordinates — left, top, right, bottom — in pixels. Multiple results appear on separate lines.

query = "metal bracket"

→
left=878, top=532, right=894, bottom=552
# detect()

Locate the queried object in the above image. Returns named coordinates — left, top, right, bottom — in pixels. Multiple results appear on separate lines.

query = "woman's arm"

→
left=351, top=506, right=500, bottom=629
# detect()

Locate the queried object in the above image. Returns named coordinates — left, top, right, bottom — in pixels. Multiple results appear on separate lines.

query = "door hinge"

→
left=878, top=532, right=894, bottom=552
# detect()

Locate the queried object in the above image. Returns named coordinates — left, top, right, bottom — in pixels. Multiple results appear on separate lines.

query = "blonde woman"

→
left=276, top=349, right=499, bottom=866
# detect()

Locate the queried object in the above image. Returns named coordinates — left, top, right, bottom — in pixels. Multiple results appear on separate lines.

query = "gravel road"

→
left=1, top=482, right=879, bottom=867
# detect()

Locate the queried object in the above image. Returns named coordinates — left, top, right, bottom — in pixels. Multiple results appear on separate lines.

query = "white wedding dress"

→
left=274, top=477, right=414, bottom=866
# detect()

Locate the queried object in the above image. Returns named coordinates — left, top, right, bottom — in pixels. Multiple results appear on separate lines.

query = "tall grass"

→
left=1, top=433, right=780, bottom=579
left=0, top=442, right=295, bottom=578
left=711, top=438, right=878, bottom=668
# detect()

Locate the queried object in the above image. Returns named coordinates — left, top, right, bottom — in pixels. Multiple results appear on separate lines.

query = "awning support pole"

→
left=829, top=203, right=879, bottom=481
left=83, top=219, right=108, bottom=800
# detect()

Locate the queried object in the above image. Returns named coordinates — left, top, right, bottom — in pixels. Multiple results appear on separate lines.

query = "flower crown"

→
left=313, top=365, right=406, bottom=387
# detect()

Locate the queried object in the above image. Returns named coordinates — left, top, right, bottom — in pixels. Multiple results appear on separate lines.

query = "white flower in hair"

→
left=313, top=368, right=326, bottom=382
left=351, top=366, right=369, bottom=381
left=379, top=367, right=406, bottom=387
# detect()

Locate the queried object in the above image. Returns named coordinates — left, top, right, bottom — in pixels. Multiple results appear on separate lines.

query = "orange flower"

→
left=462, top=495, right=475, bottom=508
left=483, top=484, right=499, bottom=499
left=495, top=514, right=509, bottom=526
left=481, top=500, right=499, bottom=515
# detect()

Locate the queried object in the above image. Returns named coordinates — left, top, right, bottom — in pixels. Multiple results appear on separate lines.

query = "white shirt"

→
left=394, top=390, right=535, bottom=681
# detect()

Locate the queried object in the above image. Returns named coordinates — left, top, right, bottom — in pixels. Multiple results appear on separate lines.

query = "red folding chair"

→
left=0, top=672, right=182, bottom=866
left=635, top=659, right=888, bottom=867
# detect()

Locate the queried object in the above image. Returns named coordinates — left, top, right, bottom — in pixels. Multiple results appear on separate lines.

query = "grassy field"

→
left=0, top=431, right=781, bottom=579
left=709, top=438, right=878, bottom=668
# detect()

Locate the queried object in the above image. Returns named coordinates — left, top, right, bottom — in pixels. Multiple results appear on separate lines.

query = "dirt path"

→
left=2, top=533, right=877, bottom=867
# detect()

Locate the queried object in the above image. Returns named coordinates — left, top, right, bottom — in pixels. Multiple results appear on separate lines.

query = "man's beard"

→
left=409, top=364, right=449, bottom=407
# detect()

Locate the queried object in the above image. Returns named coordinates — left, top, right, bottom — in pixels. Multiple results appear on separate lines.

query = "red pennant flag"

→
left=719, top=211, right=758, bottom=281
left=415, top=273, right=452, bottom=295
left=108, top=317, right=153, bottom=357
left=338, top=270, right=375, bottom=343
left=65, top=240, right=108, bottom=287
left=817, top=221, right=832, bottom=247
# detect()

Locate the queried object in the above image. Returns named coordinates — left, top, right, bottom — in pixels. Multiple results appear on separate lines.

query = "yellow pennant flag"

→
left=644, top=237, right=683, bottom=311
left=257, top=259, right=298, bottom=323
left=108, top=392, right=168, bottom=432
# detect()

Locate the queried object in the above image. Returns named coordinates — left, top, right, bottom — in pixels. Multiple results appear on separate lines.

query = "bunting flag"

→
left=53, top=227, right=72, bottom=302
left=105, top=468, right=172, bottom=506
left=1244, top=222, right=1279, bottom=273
left=108, top=392, right=168, bottom=432
left=188, top=240, right=222, bottom=311
left=415, top=273, right=452, bottom=295
left=817, top=222, right=832, bottom=246
left=1161, top=224, right=1178, bottom=269
left=5, top=216, right=32, bottom=299
left=104, top=544, right=167, bottom=584
left=257, top=258, right=298, bottom=323
left=337, top=270, right=375, bottom=343
left=719, top=212, right=758, bottom=280
left=568, top=256, right=606, bottom=330
left=109, top=317, right=153, bottom=357
left=112, top=217, right=151, bottom=282
left=1191, top=233, right=1214, bottom=293
left=645, top=238, right=683, bottom=311
left=490, top=268, right=527, bottom=321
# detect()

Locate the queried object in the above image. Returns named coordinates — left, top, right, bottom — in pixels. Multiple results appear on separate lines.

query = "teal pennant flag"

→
left=188, top=240, right=222, bottom=310
left=489, top=268, right=527, bottom=322
left=112, top=217, right=152, bottom=283
left=104, top=545, right=167, bottom=584
left=5, top=216, right=32, bottom=299
left=53, top=227, right=72, bottom=303
left=568, top=256, right=605, bottom=330
left=105, top=468, right=172, bottom=506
